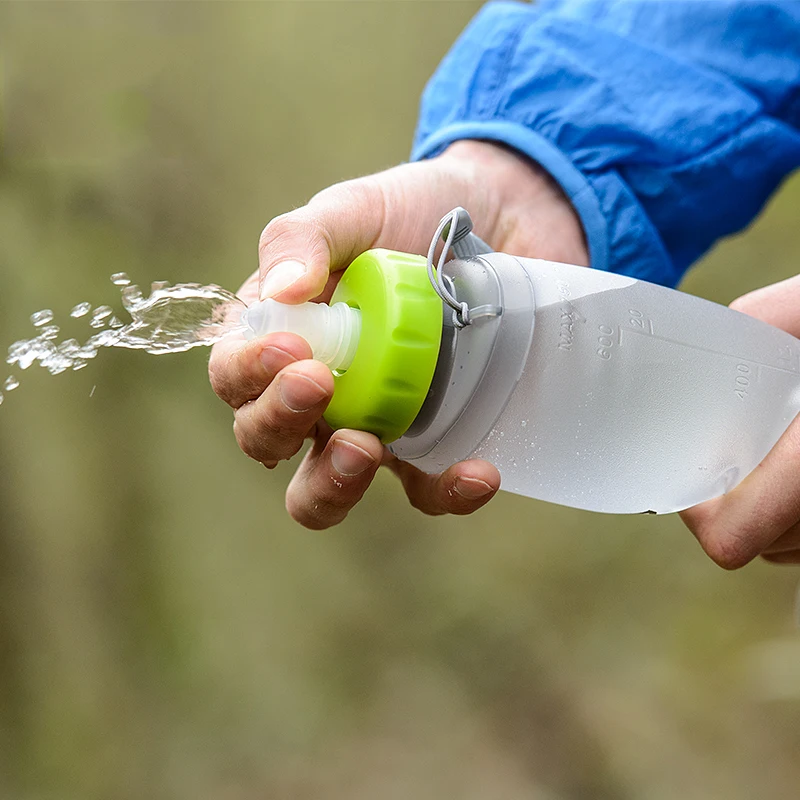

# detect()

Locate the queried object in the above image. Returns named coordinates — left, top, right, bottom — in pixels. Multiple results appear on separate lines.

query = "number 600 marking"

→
left=597, top=325, right=614, bottom=360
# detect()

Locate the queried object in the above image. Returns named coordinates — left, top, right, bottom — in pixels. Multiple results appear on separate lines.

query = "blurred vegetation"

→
left=0, top=3, right=799, bottom=799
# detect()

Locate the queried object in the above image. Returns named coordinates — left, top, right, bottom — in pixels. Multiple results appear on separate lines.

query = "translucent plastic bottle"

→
left=243, top=217, right=800, bottom=515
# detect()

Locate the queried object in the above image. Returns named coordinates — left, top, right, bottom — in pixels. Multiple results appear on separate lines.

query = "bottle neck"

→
left=243, top=299, right=361, bottom=372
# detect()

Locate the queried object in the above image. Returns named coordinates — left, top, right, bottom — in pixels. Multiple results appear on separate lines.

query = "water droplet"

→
left=92, top=305, right=113, bottom=321
left=4, top=375, right=20, bottom=391
left=70, top=302, right=92, bottom=318
left=89, top=306, right=113, bottom=329
left=111, top=272, right=131, bottom=286
left=31, top=309, right=54, bottom=327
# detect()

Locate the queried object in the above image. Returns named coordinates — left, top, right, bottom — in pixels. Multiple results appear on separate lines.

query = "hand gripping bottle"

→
left=243, top=208, right=800, bottom=514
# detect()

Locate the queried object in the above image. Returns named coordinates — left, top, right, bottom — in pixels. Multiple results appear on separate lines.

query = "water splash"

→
left=31, top=309, right=54, bottom=327
left=70, top=302, right=91, bottom=319
left=89, top=306, right=114, bottom=329
left=3, top=278, right=247, bottom=400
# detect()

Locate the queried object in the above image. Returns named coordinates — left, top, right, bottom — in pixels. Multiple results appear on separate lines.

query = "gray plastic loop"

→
left=426, top=208, right=498, bottom=328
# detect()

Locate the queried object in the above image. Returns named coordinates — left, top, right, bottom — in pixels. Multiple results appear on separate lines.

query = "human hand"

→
left=208, top=140, right=588, bottom=528
left=681, top=275, right=800, bottom=567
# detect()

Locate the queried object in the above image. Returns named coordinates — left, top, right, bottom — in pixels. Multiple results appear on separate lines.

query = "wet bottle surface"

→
left=245, top=246, right=800, bottom=515
left=413, top=256, right=800, bottom=513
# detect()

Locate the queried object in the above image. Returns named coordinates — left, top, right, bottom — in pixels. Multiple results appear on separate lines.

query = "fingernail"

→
left=279, top=373, right=328, bottom=412
left=260, top=260, right=307, bottom=300
left=331, top=440, right=375, bottom=476
left=453, top=476, right=493, bottom=500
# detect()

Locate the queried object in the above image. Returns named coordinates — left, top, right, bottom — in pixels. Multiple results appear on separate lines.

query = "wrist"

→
left=437, top=139, right=589, bottom=267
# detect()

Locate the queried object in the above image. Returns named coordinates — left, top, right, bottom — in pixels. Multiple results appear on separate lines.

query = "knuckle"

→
left=407, top=493, right=445, bottom=516
left=309, top=176, right=376, bottom=209
left=233, top=410, right=304, bottom=464
left=728, top=293, right=757, bottom=317
left=286, top=493, right=346, bottom=530
left=258, top=213, right=291, bottom=250
left=286, top=464, right=374, bottom=529
left=232, top=417, right=263, bottom=461
left=259, top=213, right=316, bottom=258
left=682, top=503, right=759, bottom=570
left=318, top=476, right=361, bottom=513
left=700, top=525, right=754, bottom=570
left=208, top=351, right=235, bottom=405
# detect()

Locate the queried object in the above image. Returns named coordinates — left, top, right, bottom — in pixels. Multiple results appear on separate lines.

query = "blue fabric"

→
left=412, top=0, right=800, bottom=286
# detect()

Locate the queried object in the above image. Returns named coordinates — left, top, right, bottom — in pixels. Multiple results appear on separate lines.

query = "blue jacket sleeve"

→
left=412, top=0, right=800, bottom=286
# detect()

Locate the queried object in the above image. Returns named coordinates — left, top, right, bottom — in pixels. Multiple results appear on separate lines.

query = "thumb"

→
left=258, top=178, right=387, bottom=303
left=729, top=274, right=800, bottom=336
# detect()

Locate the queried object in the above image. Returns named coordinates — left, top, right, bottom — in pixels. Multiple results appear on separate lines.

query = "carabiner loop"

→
left=426, top=208, right=471, bottom=328
left=426, top=207, right=499, bottom=328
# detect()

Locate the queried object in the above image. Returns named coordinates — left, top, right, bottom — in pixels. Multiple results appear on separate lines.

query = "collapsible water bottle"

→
left=243, top=209, right=800, bottom=514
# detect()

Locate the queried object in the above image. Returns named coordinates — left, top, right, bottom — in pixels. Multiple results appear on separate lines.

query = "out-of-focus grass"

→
left=0, top=3, right=798, bottom=799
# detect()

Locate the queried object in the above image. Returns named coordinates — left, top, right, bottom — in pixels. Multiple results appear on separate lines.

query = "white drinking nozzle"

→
left=242, top=298, right=361, bottom=372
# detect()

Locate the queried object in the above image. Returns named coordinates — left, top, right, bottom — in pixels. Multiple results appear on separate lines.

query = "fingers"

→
left=233, top=359, right=334, bottom=466
left=385, top=457, right=501, bottom=516
left=761, top=523, right=800, bottom=564
left=257, top=177, right=387, bottom=303
left=285, top=430, right=383, bottom=529
left=729, top=274, right=800, bottom=337
left=761, top=551, right=800, bottom=564
left=283, top=444, right=500, bottom=530
left=679, top=277, right=800, bottom=569
left=209, top=331, right=312, bottom=409
left=680, top=415, right=800, bottom=569
left=254, top=147, right=511, bottom=306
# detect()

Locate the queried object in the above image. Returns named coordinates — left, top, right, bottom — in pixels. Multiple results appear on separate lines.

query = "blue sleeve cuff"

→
left=412, top=120, right=678, bottom=286
left=412, top=0, right=800, bottom=288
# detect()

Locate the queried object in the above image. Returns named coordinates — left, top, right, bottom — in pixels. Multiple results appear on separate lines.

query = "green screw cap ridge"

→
left=324, top=249, right=443, bottom=444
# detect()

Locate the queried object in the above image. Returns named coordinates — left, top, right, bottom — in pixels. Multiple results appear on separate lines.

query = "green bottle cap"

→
left=323, top=249, right=442, bottom=444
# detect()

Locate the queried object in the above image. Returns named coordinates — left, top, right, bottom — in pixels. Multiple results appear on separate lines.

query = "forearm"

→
left=413, top=0, right=800, bottom=286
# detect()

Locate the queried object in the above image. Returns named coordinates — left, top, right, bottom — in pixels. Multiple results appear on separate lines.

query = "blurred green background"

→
left=0, top=3, right=799, bottom=799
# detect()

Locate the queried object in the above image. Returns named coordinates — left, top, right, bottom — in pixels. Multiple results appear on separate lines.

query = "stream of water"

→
left=1, top=273, right=247, bottom=405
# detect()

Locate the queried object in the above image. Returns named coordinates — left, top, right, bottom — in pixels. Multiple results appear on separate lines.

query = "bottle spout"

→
left=242, top=298, right=361, bottom=372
